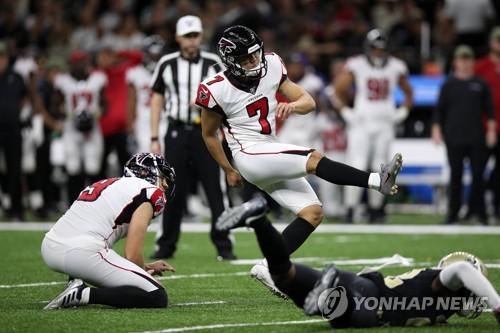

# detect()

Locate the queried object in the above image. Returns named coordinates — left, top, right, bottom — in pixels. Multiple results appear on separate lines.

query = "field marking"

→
left=2, top=222, right=500, bottom=234
left=3, top=260, right=499, bottom=290
left=175, top=301, right=226, bottom=306
left=135, top=319, right=326, bottom=333
left=230, top=255, right=415, bottom=266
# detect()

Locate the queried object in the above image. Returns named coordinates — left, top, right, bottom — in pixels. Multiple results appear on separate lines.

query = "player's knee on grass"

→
left=298, top=205, right=323, bottom=228
left=150, top=289, right=169, bottom=308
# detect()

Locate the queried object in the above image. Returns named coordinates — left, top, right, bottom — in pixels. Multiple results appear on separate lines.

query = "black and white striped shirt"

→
left=150, top=50, right=222, bottom=124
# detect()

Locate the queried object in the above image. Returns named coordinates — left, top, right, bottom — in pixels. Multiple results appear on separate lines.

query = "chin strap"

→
left=123, top=167, right=136, bottom=178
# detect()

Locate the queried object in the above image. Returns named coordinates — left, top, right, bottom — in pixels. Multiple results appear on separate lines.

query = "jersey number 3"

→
left=77, top=178, right=119, bottom=202
left=246, top=97, right=271, bottom=135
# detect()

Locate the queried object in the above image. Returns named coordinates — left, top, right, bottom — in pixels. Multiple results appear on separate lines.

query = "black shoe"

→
left=33, top=208, right=50, bottom=219
left=368, top=208, right=387, bottom=224
left=150, top=251, right=174, bottom=259
left=216, top=251, right=237, bottom=261
left=343, top=208, right=353, bottom=223
left=443, top=216, right=458, bottom=225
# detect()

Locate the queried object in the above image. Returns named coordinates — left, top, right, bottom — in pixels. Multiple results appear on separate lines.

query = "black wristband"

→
left=151, top=137, right=159, bottom=142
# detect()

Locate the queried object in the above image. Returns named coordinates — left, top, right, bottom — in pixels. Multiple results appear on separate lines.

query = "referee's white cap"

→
left=176, top=15, right=203, bottom=36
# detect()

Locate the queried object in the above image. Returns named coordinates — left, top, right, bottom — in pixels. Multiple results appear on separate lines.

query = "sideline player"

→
left=51, top=51, right=107, bottom=204
left=335, top=28, right=413, bottom=222
left=42, top=153, right=176, bottom=309
left=216, top=197, right=500, bottom=327
left=196, top=25, right=403, bottom=294
left=126, top=35, right=167, bottom=154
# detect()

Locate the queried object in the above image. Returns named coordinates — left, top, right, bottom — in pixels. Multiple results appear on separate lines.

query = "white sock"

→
left=80, top=287, right=90, bottom=305
left=440, top=262, right=500, bottom=308
left=368, top=173, right=381, bottom=190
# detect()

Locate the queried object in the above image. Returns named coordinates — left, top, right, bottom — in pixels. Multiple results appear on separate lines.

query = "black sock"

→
left=275, top=264, right=322, bottom=308
left=89, top=286, right=168, bottom=308
left=316, top=157, right=370, bottom=188
left=281, top=217, right=316, bottom=254
left=254, top=218, right=292, bottom=275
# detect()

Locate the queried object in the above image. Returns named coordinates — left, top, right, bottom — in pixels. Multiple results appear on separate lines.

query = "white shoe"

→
left=44, top=279, right=87, bottom=310
left=250, top=259, right=289, bottom=299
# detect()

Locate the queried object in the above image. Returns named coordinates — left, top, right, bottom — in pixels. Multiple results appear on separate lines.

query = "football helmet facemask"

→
left=438, top=251, right=488, bottom=319
left=123, top=153, right=176, bottom=200
left=364, top=28, right=389, bottom=68
left=218, top=25, right=267, bottom=80
left=142, top=35, right=165, bottom=72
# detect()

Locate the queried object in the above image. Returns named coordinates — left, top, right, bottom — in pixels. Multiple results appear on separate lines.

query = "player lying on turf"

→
left=216, top=197, right=500, bottom=327
left=42, top=153, right=176, bottom=309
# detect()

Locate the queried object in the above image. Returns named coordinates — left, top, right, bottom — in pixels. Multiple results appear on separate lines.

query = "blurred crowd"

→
left=0, top=0, right=499, bottom=222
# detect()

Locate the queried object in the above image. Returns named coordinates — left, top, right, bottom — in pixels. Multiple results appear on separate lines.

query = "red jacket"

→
left=99, top=50, right=142, bottom=137
left=475, top=55, right=500, bottom=133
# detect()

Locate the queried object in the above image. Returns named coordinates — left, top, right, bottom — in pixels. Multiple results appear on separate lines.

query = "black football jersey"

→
left=361, top=268, right=469, bottom=326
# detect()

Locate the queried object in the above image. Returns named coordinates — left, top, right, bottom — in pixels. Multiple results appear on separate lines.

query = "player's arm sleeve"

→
left=150, top=61, right=166, bottom=94
left=195, top=83, right=224, bottom=116
left=274, top=53, right=288, bottom=85
left=438, top=262, right=500, bottom=308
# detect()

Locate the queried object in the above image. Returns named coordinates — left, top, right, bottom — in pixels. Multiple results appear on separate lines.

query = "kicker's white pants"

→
left=41, top=237, right=162, bottom=292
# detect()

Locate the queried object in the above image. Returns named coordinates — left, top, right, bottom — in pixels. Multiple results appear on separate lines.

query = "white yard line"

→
left=175, top=301, right=226, bottom=306
left=2, top=260, right=498, bottom=289
left=2, top=222, right=500, bottom=234
left=135, top=319, right=326, bottom=333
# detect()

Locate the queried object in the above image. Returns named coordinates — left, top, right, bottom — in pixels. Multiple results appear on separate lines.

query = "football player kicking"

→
left=196, top=25, right=402, bottom=296
left=42, top=153, right=176, bottom=309
left=216, top=197, right=500, bottom=328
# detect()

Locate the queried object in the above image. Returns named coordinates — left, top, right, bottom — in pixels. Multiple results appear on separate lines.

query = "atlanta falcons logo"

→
left=218, top=38, right=236, bottom=56
left=198, top=85, right=209, bottom=101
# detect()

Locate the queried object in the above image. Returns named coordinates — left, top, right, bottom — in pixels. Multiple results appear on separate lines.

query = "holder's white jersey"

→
left=196, top=52, right=287, bottom=154
left=346, top=55, right=408, bottom=121
left=45, top=177, right=166, bottom=249
left=54, top=71, right=107, bottom=116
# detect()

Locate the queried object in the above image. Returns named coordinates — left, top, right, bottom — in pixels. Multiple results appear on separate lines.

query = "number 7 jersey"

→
left=195, top=52, right=287, bottom=155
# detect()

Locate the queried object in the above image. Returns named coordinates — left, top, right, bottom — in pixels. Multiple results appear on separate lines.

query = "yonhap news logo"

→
left=318, top=287, right=489, bottom=319
left=318, top=286, right=349, bottom=319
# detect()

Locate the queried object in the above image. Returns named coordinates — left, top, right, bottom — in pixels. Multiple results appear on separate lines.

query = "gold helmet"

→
left=438, top=251, right=488, bottom=319
left=438, top=251, right=488, bottom=278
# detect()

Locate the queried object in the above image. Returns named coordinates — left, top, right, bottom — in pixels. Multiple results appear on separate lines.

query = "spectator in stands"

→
left=432, top=45, right=496, bottom=225
left=0, top=41, right=28, bottom=221
left=442, top=0, right=496, bottom=59
left=475, top=27, right=500, bottom=221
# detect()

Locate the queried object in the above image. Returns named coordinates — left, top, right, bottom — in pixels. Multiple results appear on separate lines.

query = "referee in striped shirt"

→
left=149, top=15, right=235, bottom=260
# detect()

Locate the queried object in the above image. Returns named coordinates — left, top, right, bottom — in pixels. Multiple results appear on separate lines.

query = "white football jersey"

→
left=346, top=55, right=408, bottom=120
left=126, top=64, right=154, bottom=126
left=45, top=177, right=166, bottom=249
left=196, top=52, right=287, bottom=154
left=54, top=71, right=107, bottom=116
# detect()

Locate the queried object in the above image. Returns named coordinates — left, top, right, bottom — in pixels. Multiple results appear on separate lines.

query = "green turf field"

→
left=0, top=221, right=499, bottom=333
